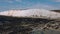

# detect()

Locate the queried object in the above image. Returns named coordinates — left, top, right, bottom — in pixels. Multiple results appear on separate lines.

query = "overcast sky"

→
left=0, top=0, right=60, bottom=11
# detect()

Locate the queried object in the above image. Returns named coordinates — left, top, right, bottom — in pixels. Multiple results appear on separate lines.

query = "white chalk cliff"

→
left=0, top=9, right=60, bottom=19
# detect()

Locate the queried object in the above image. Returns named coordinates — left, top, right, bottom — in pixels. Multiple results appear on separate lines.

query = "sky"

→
left=0, top=0, right=60, bottom=11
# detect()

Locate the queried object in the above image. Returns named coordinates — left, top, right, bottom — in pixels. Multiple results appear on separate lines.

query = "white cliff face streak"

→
left=0, top=9, right=60, bottom=20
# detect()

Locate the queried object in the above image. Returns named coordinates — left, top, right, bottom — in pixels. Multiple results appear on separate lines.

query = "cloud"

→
left=15, top=0, right=22, bottom=1
left=0, top=0, right=60, bottom=11
left=28, top=3, right=59, bottom=10
left=15, top=0, right=19, bottom=1
left=7, top=0, right=13, bottom=3
left=3, top=0, right=23, bottom=3
left=0, top=0, right=14, bottom=3
left=52, top=0, right=60, bottom=2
